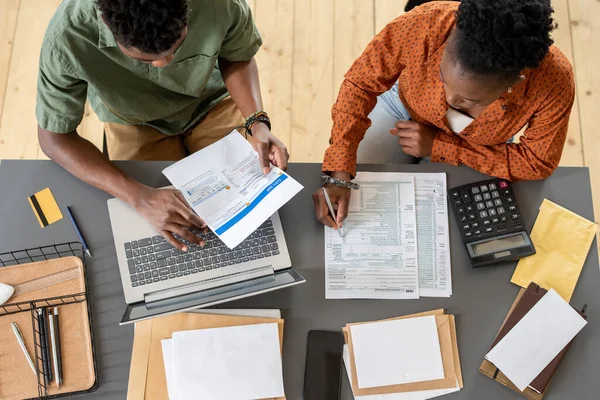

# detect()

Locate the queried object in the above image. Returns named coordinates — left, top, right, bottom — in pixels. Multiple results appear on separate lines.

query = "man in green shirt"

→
left=37, top=0, right=288, bottom=250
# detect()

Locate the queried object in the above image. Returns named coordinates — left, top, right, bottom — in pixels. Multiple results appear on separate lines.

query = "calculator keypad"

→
left=449, top=179, right=524, bottom=242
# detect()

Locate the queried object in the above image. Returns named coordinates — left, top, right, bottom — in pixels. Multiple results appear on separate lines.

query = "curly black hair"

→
left=452, top=0, right=555, bottom=81
left=97, top=0, right=189, bottom=54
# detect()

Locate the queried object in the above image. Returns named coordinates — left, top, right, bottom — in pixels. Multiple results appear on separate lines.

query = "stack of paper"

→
left=127, top=311, right=286, bottom=400
left=342, top=309, right=463, bottom=399
left=325, top=172, right=452, bottom=300
left=162, top=323, right=285, bottom=400
left=483, top=288, right=587, bottom=397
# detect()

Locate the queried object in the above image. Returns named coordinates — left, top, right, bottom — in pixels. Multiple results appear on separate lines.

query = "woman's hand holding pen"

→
left=312, top=172, right=352, bottom=229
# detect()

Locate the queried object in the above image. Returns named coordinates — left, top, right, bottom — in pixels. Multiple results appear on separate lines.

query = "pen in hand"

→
left=322, top=188, right=344, bottom=238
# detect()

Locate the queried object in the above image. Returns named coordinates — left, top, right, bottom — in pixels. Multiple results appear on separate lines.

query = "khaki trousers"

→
left=105, top=97, right=244, bottom=160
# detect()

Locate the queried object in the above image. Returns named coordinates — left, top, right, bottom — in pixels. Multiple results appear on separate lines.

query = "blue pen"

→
left=66, top=206, right=92, bottom=257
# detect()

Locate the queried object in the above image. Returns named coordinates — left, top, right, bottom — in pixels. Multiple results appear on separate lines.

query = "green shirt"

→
left=36, top=0, right=262, bottom=135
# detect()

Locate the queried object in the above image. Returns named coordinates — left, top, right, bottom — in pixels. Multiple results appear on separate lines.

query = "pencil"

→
left=49, top=310, right=60, bottom=388
left=54, top=307, right=63, bottom=387
left=66, top=206, right=92, bottom=257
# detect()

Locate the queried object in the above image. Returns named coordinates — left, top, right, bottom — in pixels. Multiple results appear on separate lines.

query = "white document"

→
left=163, top=131, right=303, bottom=249
left=171, top=322, right=285, bottom=399
left=485, top=289, right=587, bottom=391
left=189, top=308, right=281, bottom=319
left=413, top=174, right=452, bottom=297
left=342, top=345, right=460, bottom=399
left=161, top=339, right=179, bottom=400
left=350, top=316, right=444, bottom=389
left=325, top=172, right=419, bottom=299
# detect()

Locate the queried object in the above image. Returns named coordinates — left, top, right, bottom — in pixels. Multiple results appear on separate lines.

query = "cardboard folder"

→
left=342, top=310, right=463, bottom=396
left=126, top=312, right=285, bottom=400
left=0, top=257, right=95, bottom=400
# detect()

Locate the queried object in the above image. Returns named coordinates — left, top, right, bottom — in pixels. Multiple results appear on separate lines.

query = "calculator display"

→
left=471, top=233, right=527, bottom=255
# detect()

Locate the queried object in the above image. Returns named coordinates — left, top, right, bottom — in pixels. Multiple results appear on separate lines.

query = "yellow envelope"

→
left=511, top=199, right=598, bottom=301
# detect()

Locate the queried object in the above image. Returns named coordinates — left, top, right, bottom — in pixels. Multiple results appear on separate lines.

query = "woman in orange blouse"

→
left=314, top=0, right=574, bottom=229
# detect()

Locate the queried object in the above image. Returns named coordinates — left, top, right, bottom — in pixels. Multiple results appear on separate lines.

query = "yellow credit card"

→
left=28, top=188, right=63, bottom=228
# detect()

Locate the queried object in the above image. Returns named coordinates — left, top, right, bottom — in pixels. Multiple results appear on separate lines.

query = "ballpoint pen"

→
left=322, top=187, right=344, bottom=238
left=54, top=307, right=63, bottom=388
left=37, top=308, right=51, bottom=385
left=66, top=206, right=92, bottom=257
left=11, top=321, right=37, bottom=376
left=49, top=309, right=61, bottom=388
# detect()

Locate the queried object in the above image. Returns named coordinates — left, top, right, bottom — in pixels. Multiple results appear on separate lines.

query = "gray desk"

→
left=0, top=160, right=597, bottom=399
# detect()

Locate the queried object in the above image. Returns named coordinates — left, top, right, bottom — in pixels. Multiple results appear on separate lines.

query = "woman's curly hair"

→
left=453, top=0, right=555, bottom=80
left=97, top=0, right=189, bottom=54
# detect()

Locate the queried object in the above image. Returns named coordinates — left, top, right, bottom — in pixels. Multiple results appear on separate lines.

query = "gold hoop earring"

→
left=507, top=87, right=512, bottom=94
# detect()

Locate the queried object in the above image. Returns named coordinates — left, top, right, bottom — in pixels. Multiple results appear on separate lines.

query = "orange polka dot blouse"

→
left=322, top=2, right=575, bottom=181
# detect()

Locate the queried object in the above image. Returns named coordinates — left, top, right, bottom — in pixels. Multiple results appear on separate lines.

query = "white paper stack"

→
left=485, top=289, right=587, bottom=392
left=161, top=322, right=285, bottom=400
left=324, top=172, right=452, bottom=300
left=344, top=313, right=463, bottom=399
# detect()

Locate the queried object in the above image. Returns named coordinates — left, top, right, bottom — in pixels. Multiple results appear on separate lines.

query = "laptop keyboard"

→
left=125, top=220, right=280, bottom=288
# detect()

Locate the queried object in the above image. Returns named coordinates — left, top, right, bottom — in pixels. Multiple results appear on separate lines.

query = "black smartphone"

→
left=303, top=330, right=344, bottom=400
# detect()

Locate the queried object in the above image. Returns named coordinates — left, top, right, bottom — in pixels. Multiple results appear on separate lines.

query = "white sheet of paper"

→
left=485, top=289, right=587, bottom=391
left=342, top=345, right=460, bottom=399
left=161, top=339, right=178, bottom=400
left=350, top=316, right=444, bottom=388
left=171, top=322, right=285, bottom=399
left=325, top=172, right=419, bottom=299
left=413, top=173, right=451, bottom=297
left=189, top=308, right=281, bottom=319
left=163, top=131, right=303, bottom=248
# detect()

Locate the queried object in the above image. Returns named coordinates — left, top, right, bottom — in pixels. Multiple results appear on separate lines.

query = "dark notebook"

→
left=489, top=282, right=587, bottom=394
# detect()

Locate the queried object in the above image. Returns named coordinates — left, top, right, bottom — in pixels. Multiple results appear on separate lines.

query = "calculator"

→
left=448, top=178, right=536, bottom=268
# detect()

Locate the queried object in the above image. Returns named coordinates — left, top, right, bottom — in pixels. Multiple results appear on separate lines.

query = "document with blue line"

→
left=163, top=131, right=303, bottom=248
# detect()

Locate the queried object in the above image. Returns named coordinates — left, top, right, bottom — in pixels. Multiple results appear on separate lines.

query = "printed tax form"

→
left=414, top=173, right=452, bottom=297
left=324, top=172, right=452, bottom=299
left=325, top=172, right=419, bottom=299
left=163, top=131, right=303, bottom=248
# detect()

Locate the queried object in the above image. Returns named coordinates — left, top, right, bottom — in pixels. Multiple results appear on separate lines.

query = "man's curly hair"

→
left=97, top=0, right=189, bottom=54
left=453, top=0, right=555, bottom=80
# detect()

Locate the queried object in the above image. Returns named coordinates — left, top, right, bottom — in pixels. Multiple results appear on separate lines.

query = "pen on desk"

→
left=322, top=188, right=344, bottom=238
left=37, top=308, right=51, bottom=385
left=66, top=206, right=92, bottom=257
left=11, top=321, right=37, bottom=376
left=53, top=307, right=63, bottom=387
left=49, top=309, right=61, bottom=388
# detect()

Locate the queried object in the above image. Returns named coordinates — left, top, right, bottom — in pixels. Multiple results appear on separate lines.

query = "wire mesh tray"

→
left=0, top=242, right=98, bottom=399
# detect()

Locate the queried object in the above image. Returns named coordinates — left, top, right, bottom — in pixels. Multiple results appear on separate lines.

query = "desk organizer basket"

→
left=0, top=242, right=98, bottom=399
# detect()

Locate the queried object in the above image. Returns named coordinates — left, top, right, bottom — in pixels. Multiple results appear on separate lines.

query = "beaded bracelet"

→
left=244, top=110, right=271, bottom=136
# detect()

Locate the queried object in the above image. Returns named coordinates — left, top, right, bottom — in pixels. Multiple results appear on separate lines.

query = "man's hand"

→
left=250, top=123, right=290, bottom=174
left=312, top=172, right=352, bottom=228
left=132, top=186, right=207, bottom=251
left=390, top=120, right=437, bottom=157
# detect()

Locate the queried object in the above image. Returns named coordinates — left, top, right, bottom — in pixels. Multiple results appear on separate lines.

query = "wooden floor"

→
left=0, top=1, right=598, bottom=225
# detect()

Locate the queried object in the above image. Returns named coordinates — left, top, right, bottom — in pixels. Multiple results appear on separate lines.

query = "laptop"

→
left=107, top=198, right=305, bottom=325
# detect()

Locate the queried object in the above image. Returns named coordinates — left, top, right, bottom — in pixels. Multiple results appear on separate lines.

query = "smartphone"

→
left=303, top=330, right=344, bottom=400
